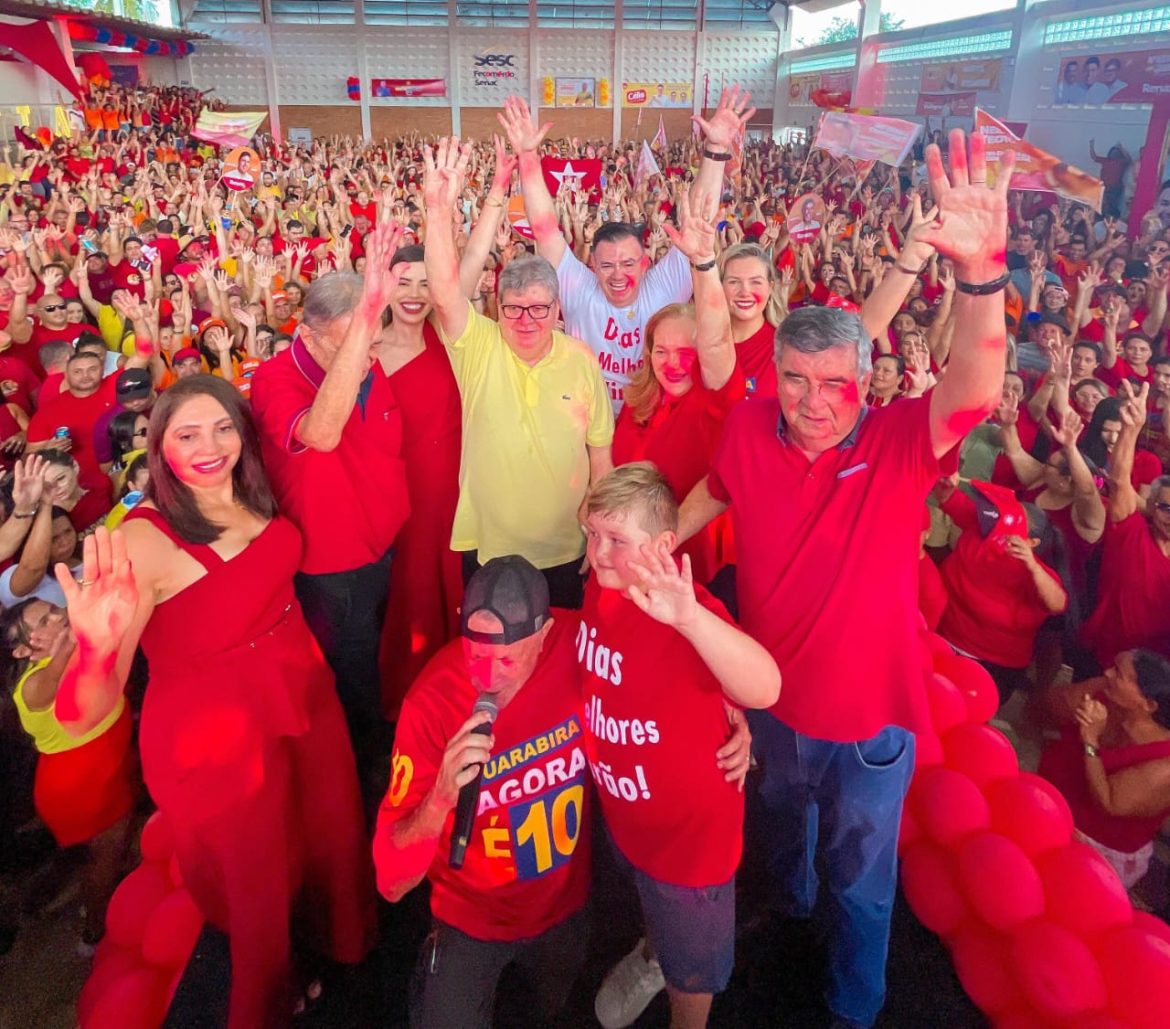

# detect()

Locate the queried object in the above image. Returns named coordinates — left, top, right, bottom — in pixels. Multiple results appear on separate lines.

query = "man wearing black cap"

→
left=93, top=367, right=155, bottom=472
left=374, top=555, right=591, bottom=1028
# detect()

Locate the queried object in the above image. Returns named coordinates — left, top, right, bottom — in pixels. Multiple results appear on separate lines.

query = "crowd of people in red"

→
left=1, top=76, right=1169, bottom=1029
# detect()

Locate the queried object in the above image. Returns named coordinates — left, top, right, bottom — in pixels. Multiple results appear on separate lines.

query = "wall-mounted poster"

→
left=556, top=78, right=596, bottom=108
left=371, top=78, right=447, bottom=98
left=622, top=81, right=693, bottom=108
left=1053, top=47, right=1170, bottom=105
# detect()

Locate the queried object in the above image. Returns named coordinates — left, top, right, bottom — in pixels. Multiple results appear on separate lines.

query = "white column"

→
left=530, top=0, right=540, bottom=114
left=355, top=0, right=372, bottom=140
left=259, top=0, right=282, bottom=141
left=613, top=0, right=624, bottom=144
left=772, top=4, right=792, bottom=140
left=448, top=0, right=461, bottom=135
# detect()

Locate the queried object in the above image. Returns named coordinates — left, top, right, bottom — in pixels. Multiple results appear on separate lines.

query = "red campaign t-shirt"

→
left=919, top=553, right=948, bottom=633
left=1099, top=357, right=1153, bottom=390
left=37, top=371, right=64, bottom=409
left=936, top=490, right=1065, bottom=669
left=26, top=377, right=118, bottom=478
left=709, top=397, right=939, bottom=742
left=67, top=472, right=115, bottom=534
left=1080, top=512, right=1170, bottom=666
left=249, top=333, right=409, bottom=574
left=577, top=579, right=743, bottom=888
left=153, top=236, right=180, bottom=276
left=110, top=258, right=148, bottom=300
left=735, top=321, right=777, bottom=400
left=374, top=620, right=591, bottom=942
left=0, top=355, right=42, bottom=414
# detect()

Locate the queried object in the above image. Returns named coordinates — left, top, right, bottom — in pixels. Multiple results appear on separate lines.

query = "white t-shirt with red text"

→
left=577, top=578, right=743, bottom=887
left=557, top=247, right=692, bottom=412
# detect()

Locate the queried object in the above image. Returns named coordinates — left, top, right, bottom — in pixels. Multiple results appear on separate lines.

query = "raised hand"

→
left=10, top=453, right=46, bottom=506
left=1003, top=536, right=1038, bottom=568
left=1050, top=408, right=1084, bottom=449
left=496, top=95, right=550, bottom=155
left=422, top=136, right=473, bottom=213
left=1117, top=379, right=1149, bottom=431
left=355, top=220, right=406, bottom=319
left=1075, top=694, right=1108, bottom=747
left=55, top=528, right=139, bottom=659
left=693, top=85, right=755, bottom=150
left=625, top=540, right=698, bottom=630
left=663, top=188, right=718, bottom=261
left=996, top=388, right=1020, bottom=427
left=490, top=134, right=517, bottom=192
left=919, top=129, right=1013, bottom=278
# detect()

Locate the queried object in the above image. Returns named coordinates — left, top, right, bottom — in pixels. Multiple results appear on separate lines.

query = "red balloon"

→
left=139, top=812, right=174, bottom=863
left=142, top=889, right=204, bottom=969
left=898, top=804, right=923, bottom=852
left=994, top=1009, right=1057, bottom=1029
left=923, top=630, right=955, bottom=664
left=914, top=730, right=944, bottom=771
left=934, top=650, right=999, bottom=723
left=1010, top=920, right=1108, bottom=1020
left=79, top=945, right=141, bottom=1025
left=1036, top=843, right=1132, bottom=938
left=911, top=767, right=991, bottom=846
left=82, top=968, right=170, bottom=1029
left=105, top=862, right=175, bottom=949
left=1097, top=925, right=1170, bottom=1028
left=1069, top=1015, right=1131, bottom=1029
left=1131, top=910, right=1170, bottom=946
left=957, top=831, right=1045, bottom=931
left=951, top=922, right=1023, bottom=1014
left=986, top=773, right=1074, bottom=858
left=900, top=841, right=969, bottom=936
left=926, top=672, right=968, bottom=735
left=942, top=723, right=1019, bottom=788
left=168, top=853, right=184, bottom=888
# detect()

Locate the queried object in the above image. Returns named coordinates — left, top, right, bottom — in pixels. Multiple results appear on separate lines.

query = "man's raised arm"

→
left=498, top=97, right=565, bottom=266
left=922, top=129, right=1016, bottom=459
left=422, top=137, right=475, bottom=342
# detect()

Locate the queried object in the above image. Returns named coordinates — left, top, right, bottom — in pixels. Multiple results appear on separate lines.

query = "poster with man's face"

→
left=223, top=146, right=259, bottom=191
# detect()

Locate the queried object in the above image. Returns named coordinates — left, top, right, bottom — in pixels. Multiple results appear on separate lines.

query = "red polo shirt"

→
left=709, top=396, right=939, bottom=742
left=250, top=334, right=409, bottom=575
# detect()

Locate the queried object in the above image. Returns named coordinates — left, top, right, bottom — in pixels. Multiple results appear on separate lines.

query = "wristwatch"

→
left=691, top=257, right=717, bottom=272
left=1083, top=742, right=1100, bottom=759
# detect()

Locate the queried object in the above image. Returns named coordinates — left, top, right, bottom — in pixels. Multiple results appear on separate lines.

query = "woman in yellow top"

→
left=1, top=598, right=135, bottom=946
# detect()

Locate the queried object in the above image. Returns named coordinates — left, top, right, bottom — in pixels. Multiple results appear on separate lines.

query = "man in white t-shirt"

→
left=498, top=87, right=755, bottom=411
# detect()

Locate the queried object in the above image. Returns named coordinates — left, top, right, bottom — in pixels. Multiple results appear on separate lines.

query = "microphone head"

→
left=472, top=693, right=499, bottom=720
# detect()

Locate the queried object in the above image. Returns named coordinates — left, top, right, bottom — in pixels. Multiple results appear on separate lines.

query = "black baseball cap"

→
left=461, top=556, right=550, bottom=645
left=116, top=367, right=153, bottom=400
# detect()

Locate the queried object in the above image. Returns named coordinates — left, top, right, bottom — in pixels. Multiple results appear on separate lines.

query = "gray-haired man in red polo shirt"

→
left=251, top=223, right=410, bottom=798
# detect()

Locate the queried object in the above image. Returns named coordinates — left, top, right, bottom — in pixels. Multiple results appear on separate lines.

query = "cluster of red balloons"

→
left=79, top=813, right=205, bottom=1029
left=901, top=633, right=1170, bottom=1027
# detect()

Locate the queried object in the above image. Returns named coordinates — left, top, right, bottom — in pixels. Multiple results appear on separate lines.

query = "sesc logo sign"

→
left=474, top=52, right=518, bottom=87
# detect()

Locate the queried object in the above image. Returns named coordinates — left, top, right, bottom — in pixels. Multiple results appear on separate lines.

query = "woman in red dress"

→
left=376, top=245, right=463, bottom=718
left=718, top=241, right=786, bottom=401
left=52, top=376, right=374, bottom=1028
left=613, top=190, right=741, bottom=584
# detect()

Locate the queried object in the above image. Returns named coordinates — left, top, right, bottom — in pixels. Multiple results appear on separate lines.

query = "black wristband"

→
left=956, top=269, right=1011, bottom=296
left=702, top=148, right=732, bottom=162
left=692, top=258, right=717, bottom=272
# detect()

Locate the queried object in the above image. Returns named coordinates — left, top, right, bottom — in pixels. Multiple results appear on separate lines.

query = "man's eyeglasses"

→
left=40, top=303, right=66, bottom=314
left=500, top=303, right=553, bottom=321
left=1153, top=501, right=1170, bottom=515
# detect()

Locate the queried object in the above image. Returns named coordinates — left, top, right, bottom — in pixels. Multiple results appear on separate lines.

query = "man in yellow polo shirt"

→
left=423, top=136, right=613, bottom=608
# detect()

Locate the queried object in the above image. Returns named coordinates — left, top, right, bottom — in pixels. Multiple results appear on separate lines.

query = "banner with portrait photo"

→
left=370, top=78, right=446, bottom=98
left=974, top=108, right=1104, bottom=212
left=788, top=70, right=852, bottom=105
left=556, top=78, right=596, bottom=108
left=920, top=59, right=1002, bottom=94
left=813, top=111, right=921, bottom=168
left=222, top=146, right=259, bottom=192
left=622, top=82, right=693, bottom=109
left=1053, top=48, right=1170, bottom=105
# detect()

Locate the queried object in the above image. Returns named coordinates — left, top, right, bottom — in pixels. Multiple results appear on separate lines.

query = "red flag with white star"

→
left=541, top=156, right=603, bottom=202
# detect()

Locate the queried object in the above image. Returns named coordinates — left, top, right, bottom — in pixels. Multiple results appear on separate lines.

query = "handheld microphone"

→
left=449, top=693, right=498, bottom=869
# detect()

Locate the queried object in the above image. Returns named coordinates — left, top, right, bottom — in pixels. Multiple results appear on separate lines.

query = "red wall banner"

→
left=370, top=78, right=446, bottom=98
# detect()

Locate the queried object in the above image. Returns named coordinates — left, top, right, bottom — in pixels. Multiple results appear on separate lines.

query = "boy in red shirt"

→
left=580, top=463, right=780, bottom=1029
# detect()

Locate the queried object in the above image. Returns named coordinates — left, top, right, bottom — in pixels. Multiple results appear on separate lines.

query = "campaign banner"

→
left=974, top=108, right=1104, bottom=212
left=371, top=78, right=446, bottom=98
left=813, top=111, right=921, bottom=167
left=192, top=110, right=267, bottom=149
left=556, top=78, right=596, bottom=108
left=788, top=70, right=852, bottom=105
left=622, top=81, right=692, bottom=108
left=920, top=59, right=1002, bottom=93
left=541, top=156, right=602, bottom=201
left=915, top=91, right=978, bottom=117
left=222, top=146, right=259, bottom=191
left=1053, top=47, right=1170, bottom=105
left=473, top=51, right=519, bottom=89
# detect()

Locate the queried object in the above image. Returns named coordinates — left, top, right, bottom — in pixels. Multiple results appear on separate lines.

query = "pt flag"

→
left=974, top=109, right=1103, bottom=212
left=192, top=110, right=268, bottom=149
left=813, top=111, right=920, bottom=168
left=541, top=157, right=602, bottom=201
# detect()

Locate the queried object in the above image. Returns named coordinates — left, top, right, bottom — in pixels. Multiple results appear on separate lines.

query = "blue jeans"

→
left=748, top=713, right=915, bottom=1028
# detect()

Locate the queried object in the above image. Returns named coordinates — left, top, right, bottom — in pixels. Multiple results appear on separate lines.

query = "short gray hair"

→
left=301, top=272, right=364, bottom=329
left=774, top=306, right=872, bottom=377
left=498, top=255, right=559, bottom=305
